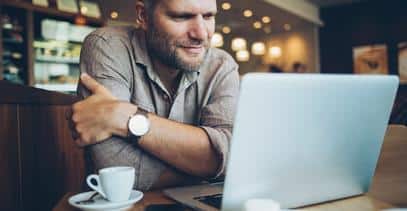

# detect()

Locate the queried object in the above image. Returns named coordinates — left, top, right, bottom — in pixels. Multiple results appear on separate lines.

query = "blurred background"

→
left=1, top=0, right=406, bottom=93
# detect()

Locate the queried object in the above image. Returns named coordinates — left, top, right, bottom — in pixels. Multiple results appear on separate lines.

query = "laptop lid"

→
left=221, top=73, right=399, bottom=210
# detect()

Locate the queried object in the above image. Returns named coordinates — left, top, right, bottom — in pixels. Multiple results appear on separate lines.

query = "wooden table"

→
left=53, top=125, right=407, bottom=211
left=52, top=191, right=396, bottom=211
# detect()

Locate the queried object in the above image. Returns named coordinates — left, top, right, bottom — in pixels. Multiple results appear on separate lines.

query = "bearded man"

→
left=69, top=0, right=239, bottom=191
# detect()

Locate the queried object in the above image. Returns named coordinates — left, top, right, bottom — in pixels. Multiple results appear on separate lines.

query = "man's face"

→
left=145, top=0, right=217, bottom=72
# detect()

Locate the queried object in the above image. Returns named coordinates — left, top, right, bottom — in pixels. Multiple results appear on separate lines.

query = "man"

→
left=69, top=0, right=240, bottom=191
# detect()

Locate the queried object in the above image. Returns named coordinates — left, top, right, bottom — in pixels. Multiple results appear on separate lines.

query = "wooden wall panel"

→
left=0, top=5, right=3, bottom=80
left=0, top=105, right=20, bottom=211
left=19, top=105, right=86, bottom=211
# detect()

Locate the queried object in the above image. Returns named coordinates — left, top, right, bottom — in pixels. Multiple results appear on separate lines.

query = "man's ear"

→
left=136, top=1, right=148, bottom=30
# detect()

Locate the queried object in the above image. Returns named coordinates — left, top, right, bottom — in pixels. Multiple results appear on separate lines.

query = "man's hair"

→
left=143, top=0, right=159, bottom=17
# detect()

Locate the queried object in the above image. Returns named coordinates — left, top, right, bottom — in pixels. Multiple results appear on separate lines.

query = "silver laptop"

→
left=164, top=73, right=399, bottom=211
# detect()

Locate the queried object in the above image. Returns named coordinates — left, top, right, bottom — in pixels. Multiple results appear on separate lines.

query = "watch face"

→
left=129, top=114, right=150, bottom=136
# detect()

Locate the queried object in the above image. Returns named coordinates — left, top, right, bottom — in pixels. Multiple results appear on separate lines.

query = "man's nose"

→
left=188, top=16, right=208, bottom=41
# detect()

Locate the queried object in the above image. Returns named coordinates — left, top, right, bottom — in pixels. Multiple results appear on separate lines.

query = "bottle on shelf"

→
left=3, top=60, right=23, bottom=84
left=1, top=11, right=26, bottom=84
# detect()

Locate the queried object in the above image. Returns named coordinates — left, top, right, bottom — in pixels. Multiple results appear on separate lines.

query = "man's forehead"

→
left=158, top=0, right=217, bottom=13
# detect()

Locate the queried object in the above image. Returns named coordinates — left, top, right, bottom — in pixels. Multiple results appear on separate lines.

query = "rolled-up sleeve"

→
left=77, top=34, right=132, bottom=100
left=200, top=64, right=240, bottom=178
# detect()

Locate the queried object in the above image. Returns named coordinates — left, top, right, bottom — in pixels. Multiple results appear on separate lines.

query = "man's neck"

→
left=152, top=60, right=183, bottom=97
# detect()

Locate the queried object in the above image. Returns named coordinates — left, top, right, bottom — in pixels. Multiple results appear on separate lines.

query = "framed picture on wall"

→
left=398, top=42, right=407, bottom=83
left=56, top=0, right=79, bottom=13
left=353, top=44, right=388, bottom=74
left=33, top=0, right=49, bottom=7
left=79, top=0, right=102, bottom=18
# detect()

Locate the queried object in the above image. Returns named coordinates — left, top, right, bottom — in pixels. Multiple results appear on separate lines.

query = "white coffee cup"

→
left=86, top=166, right=135, bottom=202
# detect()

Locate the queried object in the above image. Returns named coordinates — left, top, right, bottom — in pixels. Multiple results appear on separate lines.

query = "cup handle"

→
left=86, top=174, right=106, bottom=198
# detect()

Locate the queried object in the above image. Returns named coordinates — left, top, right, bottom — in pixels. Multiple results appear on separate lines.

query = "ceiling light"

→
left=251, top=42, right=266, bottom=55
left=222, top=26, right=231, bottom=34
left=284, top=24, right=291, bottom=31
left=253, top=21, right=262, bottom=29
left=262, top=16, right=271, bottom=24
left=211, top=33, right=224, bottom=48
left=222, top=2, right=232, bottom=10
left=110, top=11, right=119, bottom=19
left=231, top=38, right=247, bottom=51
left=243, top=9, right=253, bottom=18
left=236, top=50, right=250, bottom=62
left=269, top=46, right=282, bottom=58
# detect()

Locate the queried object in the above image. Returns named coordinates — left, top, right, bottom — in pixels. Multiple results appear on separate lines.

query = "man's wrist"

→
left=128, top=108, right=150, bottom=138
left=112, top=101, right=138, bottom=137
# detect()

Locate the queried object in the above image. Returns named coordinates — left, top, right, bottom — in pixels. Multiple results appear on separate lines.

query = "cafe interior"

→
left=0, top=0, right=406, bottom=210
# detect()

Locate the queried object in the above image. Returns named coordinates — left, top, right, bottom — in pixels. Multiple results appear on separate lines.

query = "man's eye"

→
left=203, top=15, right=214, bottom=20
left=172, top=15, right=192, bottom=21
left=174, top=16, right=187, bottom=20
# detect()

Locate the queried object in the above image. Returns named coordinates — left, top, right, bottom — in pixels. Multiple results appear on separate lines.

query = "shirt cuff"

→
left=200, top=126, right=231, bottom=178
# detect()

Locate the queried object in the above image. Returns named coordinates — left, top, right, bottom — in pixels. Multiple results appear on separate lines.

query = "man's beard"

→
left=146, top=24, right=209, bottom=72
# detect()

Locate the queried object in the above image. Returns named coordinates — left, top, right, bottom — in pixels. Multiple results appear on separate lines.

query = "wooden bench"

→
left=0, top=80, right=85, bottom=211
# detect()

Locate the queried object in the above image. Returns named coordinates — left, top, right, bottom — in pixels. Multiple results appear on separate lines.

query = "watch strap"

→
left=135, top=108, right=148, bottom=118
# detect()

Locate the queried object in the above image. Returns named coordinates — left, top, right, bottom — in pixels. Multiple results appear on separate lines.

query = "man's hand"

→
left=68, top=73, right=137, bottom=146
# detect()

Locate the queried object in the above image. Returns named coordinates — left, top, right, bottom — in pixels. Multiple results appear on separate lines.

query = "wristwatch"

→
left=128, top=109, right=150, bottom=137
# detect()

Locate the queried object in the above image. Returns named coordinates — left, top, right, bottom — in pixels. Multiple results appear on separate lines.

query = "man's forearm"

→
left=111, top=102, right=220, bottom=177
left=72, top=81, right=220, bottom=178
left=137, top=112, right=220, bottom=177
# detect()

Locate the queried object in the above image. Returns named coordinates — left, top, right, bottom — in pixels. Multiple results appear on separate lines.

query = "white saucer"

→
left=68, top=190, right=143, bottom=211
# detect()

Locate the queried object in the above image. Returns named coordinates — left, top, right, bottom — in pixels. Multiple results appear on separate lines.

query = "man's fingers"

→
left=80, top=73, right=110, bottom=95
left=74, top=139, right=86, bottom=147
left=67, top=117, right=79, bottom=140
left=73, top=129, right=112, bottom=147
left=66, top=107, right=79, bottom=140
left=71, top=130, right=79, bottom=141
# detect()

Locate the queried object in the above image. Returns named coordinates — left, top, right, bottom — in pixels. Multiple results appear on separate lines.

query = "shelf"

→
left=36, top=56, right=79, bottom=64
left=3, top=52, right=23, bottom=60
left=2, top=56, right=23, bottom=60
left=1, top=1, right=104, bottom=87
left=1, top=1, right=105, bottom=26
left=3, top=39, right=24, bottom=44
left=35, top=38, right=83, bottom=45
left=2, top=27, right=24, bottom=33
left=34, top=83, right=77, bottom=92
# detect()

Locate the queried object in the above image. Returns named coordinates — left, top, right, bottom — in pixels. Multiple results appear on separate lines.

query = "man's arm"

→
left=138, top=66, right=239, bottom=178
left=75, top=71, right=234, bottom=177
left=140, top=113, right=219, bottom=177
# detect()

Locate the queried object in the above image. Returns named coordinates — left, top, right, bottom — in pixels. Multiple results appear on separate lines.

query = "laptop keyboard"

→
left=194, top=193, right=223, bottom=209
